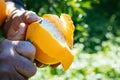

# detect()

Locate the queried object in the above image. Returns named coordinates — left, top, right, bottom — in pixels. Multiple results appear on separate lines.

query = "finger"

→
left=8, top=68, right=28, bottom=80
left=7, top=12, right=23, bottom=33
left=13, top=71, right=28, bottom=80
left=4, top=10, right=24, bottom=38
left=8, top=23, right=27, bottom=40
left=11, top=13, right=23, bottom=31
left=6, top=16, right=23, bottom=40
left=3, top=12, right=17, bottom=34
left=0, top=63, right=23, bottom=80
left=14, top=53, right=36, bottom=78
left=22, top=11, right=41, bottom=24
left=17, top=23, right=27, bottom=40
left=15, top=41, right=36, bottom=61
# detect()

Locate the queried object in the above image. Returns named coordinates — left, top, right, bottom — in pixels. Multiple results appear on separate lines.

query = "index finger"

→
left=14, top=41, right=36, bottom=61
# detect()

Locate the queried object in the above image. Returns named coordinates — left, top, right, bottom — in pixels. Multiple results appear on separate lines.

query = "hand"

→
left=0, top=39, right=36, bottom=80
left=3, top=10, right=40, bottom=40
left=3, top=10, right=49, bottom=68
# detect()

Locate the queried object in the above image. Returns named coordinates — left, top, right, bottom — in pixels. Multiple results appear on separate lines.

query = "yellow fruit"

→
left=26, top=14, right=75, bottom=71
left=0, top=0, right=7, bottom=26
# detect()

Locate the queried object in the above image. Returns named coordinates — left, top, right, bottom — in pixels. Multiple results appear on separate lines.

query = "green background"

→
left=23, top=0, right=120, bottom=80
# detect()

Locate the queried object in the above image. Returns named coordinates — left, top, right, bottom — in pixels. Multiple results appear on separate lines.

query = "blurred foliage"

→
left=83, top=0, right=120, bottom=53
left=23, top=0, right=120, bottom=80
left=24, top=0, right=120, bottom=53
left=30, top=42, right=120, bottom=80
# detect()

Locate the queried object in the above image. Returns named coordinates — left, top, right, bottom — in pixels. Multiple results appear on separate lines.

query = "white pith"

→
left=40, top=18, right=67, bottom=45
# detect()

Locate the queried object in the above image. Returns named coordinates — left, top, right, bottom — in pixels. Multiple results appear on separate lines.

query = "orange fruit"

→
left=0, top=0, right=7, bottom=26
left=26, top=14, right=75, bottom=71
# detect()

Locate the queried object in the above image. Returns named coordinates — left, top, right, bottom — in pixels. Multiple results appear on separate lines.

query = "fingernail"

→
left=29, top=13, right=40, bottom=21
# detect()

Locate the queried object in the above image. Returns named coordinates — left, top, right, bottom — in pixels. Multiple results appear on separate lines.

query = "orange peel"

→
left=26, top=14, right=75, bottom=71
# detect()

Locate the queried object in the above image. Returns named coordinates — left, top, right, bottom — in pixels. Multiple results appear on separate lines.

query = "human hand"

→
left=3, top=10, right=40, bottom=40
left=0, top=39, right=36, bottom=80
left=3, top=10, right=51, bottom=68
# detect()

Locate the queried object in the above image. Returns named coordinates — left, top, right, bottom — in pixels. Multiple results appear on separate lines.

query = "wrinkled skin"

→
left=0, top=39, right=36, bottom=80
left=3, top=10, right=50, bottom=67
left=3, top=10, right=60, bottom=70
left=4, top=10, right=40, bottom=40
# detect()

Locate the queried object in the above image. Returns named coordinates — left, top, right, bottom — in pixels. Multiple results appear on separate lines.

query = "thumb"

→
left=22, top=11, right=40, bottom=24
left=15, top=41, right=36, bottom=61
